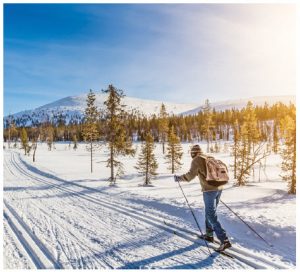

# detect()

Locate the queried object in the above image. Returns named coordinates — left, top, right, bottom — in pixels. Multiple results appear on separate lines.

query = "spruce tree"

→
left=158, top=103, right=169, bottom=154
left=165, top=126, right=183, bottom=174
left=280, top=114, right=296, bottom=194
left=272, top=121, right=279, bottom=154
left=202, top=99, right=213, bottom=153
left=72, top=134, right=78, bottom=150
left=46, top=126, right=54, bottom=151
left=135, top=132, right=158, bottom=185
left=20, top=128, right=28, bottom=155
left=231, top=119, right=239, bottom=179
left=103, top=84, right=135, bottom=185
left=235, top=119, right=269, bottom=186
left=243, top=102, right=260, bottom=158
left=235, top=124, right=250, bottom=185
left=82, top=90, right=99, bottom=173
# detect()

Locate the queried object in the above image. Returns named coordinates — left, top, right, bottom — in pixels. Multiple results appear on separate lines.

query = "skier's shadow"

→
left=118, top=242, right=217, bottom=269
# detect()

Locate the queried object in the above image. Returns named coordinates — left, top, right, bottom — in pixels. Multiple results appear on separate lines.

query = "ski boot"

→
left=199, top=234, right=214, bottom=243
left=215, top=239, right=232, bottom=252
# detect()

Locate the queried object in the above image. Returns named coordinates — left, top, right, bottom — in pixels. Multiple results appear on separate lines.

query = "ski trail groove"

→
left=4, top=201, right=61, bottom=269
left=6, top=152, right=209, bottom=268
left=163, top=220, right=289, bottom=269
left=7, top=151, right=283, bottom=269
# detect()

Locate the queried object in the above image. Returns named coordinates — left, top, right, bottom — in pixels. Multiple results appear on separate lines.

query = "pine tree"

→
left=243, top=102, right=260, bottom=160
left=165, top=126, right=183, bottom=174
left=72, top=134, right=78, bottom=150
left=202, top=99, right=213, bottom=153
left=46, top=126, right=54, bottom=151
left=102, top=84, right=135, bottom=185
left=82, top=90, right=99, bottom=173
left=272, top=121, right=279, bottom=154
left=235, top=119, right=269, bottom=186
left=158, top=103, right=169, bottom=154
left=235, top=124, right=250, bottom=185
left=135, top=132, right=158, bottom=185
left=20, top=128, right=28, bottom=155
left=280, top=113, right=296, bottom=194
left=231, top=120, right=239, bottom=179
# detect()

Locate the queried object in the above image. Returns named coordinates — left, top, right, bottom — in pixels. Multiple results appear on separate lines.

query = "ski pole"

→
left=220, top=200, right=273, bottom=247
left=177, top=179, right=212, bottom=256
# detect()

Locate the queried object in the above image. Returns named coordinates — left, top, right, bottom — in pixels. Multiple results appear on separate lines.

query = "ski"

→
left=164, top=221, right=234, bottom=259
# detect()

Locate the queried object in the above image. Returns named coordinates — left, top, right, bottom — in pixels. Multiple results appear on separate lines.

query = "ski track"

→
left=5, top=151, right=224, bottom=269
left=3, top=218, right=35, bottom=269
left=3, top=150, right=291, bottom=269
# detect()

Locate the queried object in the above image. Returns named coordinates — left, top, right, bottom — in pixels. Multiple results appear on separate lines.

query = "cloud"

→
left=4, top=4, right=296, bottom=115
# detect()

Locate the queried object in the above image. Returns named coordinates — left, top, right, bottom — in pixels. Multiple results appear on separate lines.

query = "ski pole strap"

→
left=220, top=200, right=273, bottom=247
left=177, top=181, right=212, bottom=256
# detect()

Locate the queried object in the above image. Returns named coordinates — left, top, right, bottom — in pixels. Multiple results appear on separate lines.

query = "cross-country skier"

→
left=174, top=144, right=231, bottom=252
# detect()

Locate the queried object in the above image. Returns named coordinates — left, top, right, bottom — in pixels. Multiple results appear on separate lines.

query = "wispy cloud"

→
left=4, top=4, right=296, bottom=115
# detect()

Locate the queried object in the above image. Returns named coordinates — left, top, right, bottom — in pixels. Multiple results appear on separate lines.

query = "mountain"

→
left=5, top=92, right=198, bottom=127
left=4, top=93, right=295, bottom=127
left=181, top=95, right=296, bottom=115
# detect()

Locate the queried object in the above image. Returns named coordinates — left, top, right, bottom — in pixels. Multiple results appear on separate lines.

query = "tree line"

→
left=3, top=85, right=296, bottom=193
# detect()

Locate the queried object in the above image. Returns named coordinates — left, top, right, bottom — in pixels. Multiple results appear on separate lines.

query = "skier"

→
left=174, top=144, right=232, bottom=252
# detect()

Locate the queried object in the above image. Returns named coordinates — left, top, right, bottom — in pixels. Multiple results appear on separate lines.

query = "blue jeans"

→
left=203, top=190, right=227, bottom=243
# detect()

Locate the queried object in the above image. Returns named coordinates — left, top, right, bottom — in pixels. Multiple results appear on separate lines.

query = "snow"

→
left=5, top=94, right=295, bottom=126
left=3, top=141, right=296, bottom=269
left=6, top=92, right=198, bottom=125
left=182, top=95, right=296, bottom=115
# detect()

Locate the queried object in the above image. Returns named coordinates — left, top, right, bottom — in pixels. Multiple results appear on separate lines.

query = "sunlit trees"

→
left=135, top=132, right=158, bottom=185
left=280, top=110, right=296, bottom=194
left=201, top=99, right=213, bottom=153
left=234, top=102, right=269, bottom=185
left=82, top=90, right=100, bottom=173
left=102, top=84, right=135, bottom=184
left=165, top=126, right=183, bottom=174
left=20, top=128, right=29, bottom=155
left=158, top=103, right=169, bottom=154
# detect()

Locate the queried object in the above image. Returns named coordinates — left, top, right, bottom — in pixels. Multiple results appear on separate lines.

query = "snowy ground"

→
left=3, top=141, right=296, bottom=269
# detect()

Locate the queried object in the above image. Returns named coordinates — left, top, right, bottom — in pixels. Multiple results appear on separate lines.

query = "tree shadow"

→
left=118, top=242, right=215, bottom=269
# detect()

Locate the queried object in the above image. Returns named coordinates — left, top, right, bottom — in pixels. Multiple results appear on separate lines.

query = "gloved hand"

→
left=174, top=175, right=183, bottom=182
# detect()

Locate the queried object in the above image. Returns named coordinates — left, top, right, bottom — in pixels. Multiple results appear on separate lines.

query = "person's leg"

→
left=203, top=190, right=227, bottom=243
left=203, top=192, right=214, bottom=237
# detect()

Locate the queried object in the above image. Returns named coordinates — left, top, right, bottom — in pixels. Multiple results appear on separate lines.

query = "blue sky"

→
left=4, top=4, right=296, bottom=115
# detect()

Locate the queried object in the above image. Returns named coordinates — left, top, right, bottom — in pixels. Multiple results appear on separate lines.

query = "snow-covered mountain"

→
left=8, top=92, right=197, bottom=126
left=181, top=95, right=296, bottom=115
left=5, top=93, right=295, bottom=126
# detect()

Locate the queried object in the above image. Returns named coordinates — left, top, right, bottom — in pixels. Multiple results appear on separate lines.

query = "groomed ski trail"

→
left=3, top=150, right=290, bottom=269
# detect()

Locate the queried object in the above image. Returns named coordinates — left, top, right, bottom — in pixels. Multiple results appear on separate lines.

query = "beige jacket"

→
left=180, top=155, right=223, bottom=192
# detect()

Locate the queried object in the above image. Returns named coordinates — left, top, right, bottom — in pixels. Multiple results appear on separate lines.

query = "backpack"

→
left=200, top=155, right=229, bottom=186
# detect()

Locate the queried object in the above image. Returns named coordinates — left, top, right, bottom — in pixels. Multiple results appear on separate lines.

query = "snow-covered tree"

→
left=158, top=103, right=169, bottom=154
left=135, top=132, right=158, bottom=185
left=280, top=113, right=296, bottom=194
left=102, top=84, right=135, bottom=185
left=82, top=90, right=100, bottom=173
left=165, top=126, right=183, bottom=174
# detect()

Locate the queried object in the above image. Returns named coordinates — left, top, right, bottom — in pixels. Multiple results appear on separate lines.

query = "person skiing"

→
left=174, top=144, right=231, bottom=252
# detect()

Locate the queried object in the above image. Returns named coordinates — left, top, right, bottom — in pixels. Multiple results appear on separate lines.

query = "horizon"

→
left=5, top=92, right=296, bottom=117
left=4, top=4, right=296, bottom=116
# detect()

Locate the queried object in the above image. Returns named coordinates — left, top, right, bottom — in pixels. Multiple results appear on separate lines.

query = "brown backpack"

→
left=200, top=155, right=229, bottom=186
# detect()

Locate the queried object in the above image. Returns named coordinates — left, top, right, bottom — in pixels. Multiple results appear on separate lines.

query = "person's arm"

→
left=179, top=159, right=199, bottom=182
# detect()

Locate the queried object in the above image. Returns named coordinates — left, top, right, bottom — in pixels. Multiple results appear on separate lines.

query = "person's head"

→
left=190, top=144, right=203, bottom=158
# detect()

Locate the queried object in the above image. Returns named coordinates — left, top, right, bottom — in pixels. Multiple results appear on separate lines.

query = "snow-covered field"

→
left=3, top=141, right=296, bottom=269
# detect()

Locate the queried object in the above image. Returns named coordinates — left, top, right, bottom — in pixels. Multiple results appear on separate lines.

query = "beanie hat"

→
left=191, top=144, right=202, bottom=158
